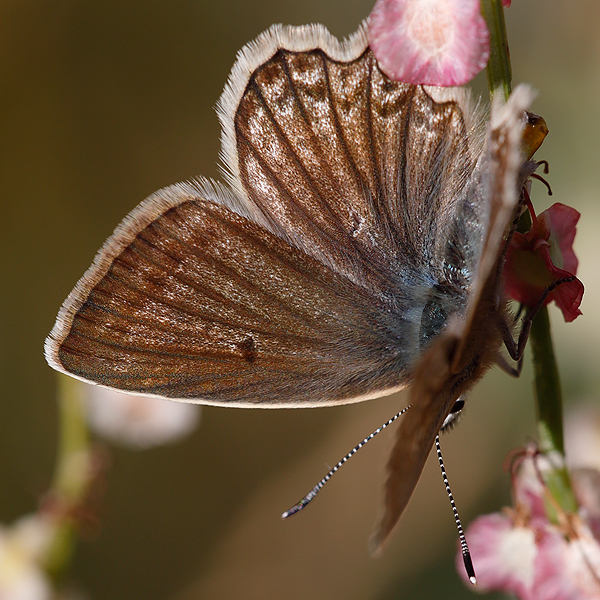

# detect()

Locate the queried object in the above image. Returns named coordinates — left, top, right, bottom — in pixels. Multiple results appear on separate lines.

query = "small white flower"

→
left=0, top=515, right=54, bottom=600
left=84, top=384, right=201, bottom=449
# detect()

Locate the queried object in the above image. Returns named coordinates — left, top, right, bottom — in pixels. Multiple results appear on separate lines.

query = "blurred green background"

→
left=1, top=0, right=599, bottom=598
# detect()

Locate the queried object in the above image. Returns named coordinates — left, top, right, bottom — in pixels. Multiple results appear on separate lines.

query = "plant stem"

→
left=529, top=308, right=564, bottom=453
left=44, top=375, right=92, bottom=579
left=480, top=0, right=512, bottom=100
left=52, top=376, right=90, bottom=500
left=481, top=0, right=577, bottom=513
left=530, top=309, right=578, bottom=512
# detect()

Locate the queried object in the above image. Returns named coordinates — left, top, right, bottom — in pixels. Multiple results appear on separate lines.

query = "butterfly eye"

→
left=418, top=298, right=448, bottom=350
left=440, top=398, right=465, bottom=432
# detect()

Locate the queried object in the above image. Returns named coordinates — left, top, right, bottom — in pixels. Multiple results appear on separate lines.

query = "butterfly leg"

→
left=496, top=275, right=577, bottom=375
left=494, top=350, right=522, bottom=378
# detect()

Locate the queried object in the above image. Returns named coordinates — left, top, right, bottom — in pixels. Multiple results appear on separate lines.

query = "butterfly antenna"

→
left=435, top=434, right=476, bottom=585
left=281, top=405, right=412, bottom=519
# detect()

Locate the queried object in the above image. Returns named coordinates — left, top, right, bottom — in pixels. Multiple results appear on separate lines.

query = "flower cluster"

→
left=0, top=379, right=201, bottom=599
left=458, top=438, right=600, bottom=599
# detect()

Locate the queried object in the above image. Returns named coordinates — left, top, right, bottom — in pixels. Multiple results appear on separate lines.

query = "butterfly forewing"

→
left=229, top=44, right=485, bottom=299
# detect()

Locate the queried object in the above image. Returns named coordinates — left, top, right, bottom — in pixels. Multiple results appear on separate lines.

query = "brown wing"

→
left=45, top=181, right=410, bottom=406
left=46, top=24, right=492, bottom=408
left=371, top=86, right=533, bottom=550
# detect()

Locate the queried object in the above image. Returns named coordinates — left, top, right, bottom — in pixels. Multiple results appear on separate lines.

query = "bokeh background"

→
left=2, top=0, right=599, bottom=598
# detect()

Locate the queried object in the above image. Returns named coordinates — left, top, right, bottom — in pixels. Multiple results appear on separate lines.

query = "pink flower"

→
left=368, top=0, right=490, bottom=86
left=462, top=514, right=600, bottom=599
left=504, top=202, right=584, bottom=322
left=512, top=450, right=548, bottom=520
left=532, top=521, right=600, bottom=600
left=458, top=451, right=600, bottom=599
left=457, top=512, right=537, bottom=597
left=503, top=0, right=512, bottom=6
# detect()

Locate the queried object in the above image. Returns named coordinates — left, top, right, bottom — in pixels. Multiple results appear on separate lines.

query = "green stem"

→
left=52, top=376, right=90, bottom=499
left=530, top=309, right=578, bottom=513
left=530, top=308, right=564, bottom=454
left=480, top=0, right=512, bottom=101
left=481, top=0, right=577, bottom=514
left=44, top=375, right=92, bottom=579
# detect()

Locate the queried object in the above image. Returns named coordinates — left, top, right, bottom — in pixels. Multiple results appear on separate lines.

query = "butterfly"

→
left=45, top=22, right=535, bottom=550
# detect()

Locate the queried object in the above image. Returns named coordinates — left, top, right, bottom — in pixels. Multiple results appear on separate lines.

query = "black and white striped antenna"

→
left=435, top=433, right=477, bottom=585
left=281, top=400, right=477, bottom=585
left=281, top=405, right=412, bottom=519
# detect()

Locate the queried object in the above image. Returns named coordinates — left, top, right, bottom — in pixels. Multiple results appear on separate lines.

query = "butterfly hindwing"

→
left=45, top=180, right=412, bottom=406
